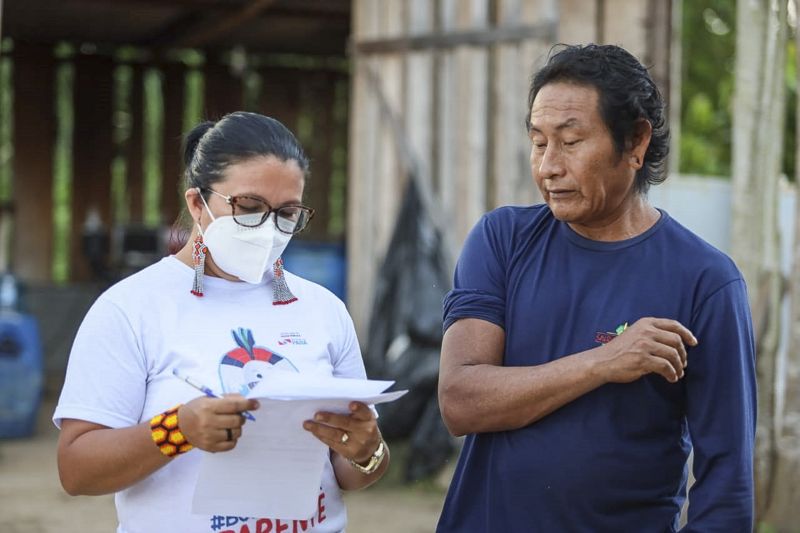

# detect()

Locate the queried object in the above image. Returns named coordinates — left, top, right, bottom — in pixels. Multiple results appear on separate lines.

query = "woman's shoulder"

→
left=100, top=257, right=185, bottom=305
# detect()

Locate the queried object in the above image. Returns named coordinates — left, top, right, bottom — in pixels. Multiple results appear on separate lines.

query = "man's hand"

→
left=593, top=317, right=698, bottom=384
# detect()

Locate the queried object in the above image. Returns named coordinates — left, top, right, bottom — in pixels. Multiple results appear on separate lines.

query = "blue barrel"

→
left=282, top=240, right=347, bottom=302
left=0, top=311, right=43, bottom=438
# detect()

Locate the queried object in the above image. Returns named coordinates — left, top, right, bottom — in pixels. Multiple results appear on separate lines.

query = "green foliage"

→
left=111, top=64, right=133, bottom=225
left=0, top=57, right=14, bottom=202
left=52, top=60, right=74, bottom=284
left=143, top=68, right=163, bottom=227
left=785, top=37, right=797, bottom=180
left=679, top=0, right=736, bottom=176
left=680, top=0, right=796, bottom=179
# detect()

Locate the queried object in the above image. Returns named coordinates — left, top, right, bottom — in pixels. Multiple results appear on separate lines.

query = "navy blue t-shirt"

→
left=437, top=205, right=756, bottom=533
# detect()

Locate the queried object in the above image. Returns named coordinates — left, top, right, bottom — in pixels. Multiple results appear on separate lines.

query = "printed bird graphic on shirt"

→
left=218, top=327, right=298, bottom=395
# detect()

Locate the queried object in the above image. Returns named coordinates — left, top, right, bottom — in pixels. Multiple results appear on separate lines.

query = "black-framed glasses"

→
left=203, top=188, right=315, bottom=234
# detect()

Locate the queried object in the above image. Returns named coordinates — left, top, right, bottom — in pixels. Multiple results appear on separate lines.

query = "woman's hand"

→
left=178, top=394, right=259, bottom=452
left=303, top=402, right=381, bottom=464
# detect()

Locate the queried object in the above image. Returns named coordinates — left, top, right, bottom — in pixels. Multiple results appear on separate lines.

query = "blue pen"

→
left=172, top=368, right=256, bottom=422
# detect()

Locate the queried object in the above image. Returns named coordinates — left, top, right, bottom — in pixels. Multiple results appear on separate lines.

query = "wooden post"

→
left=348, top=0, right=382, bottom=339
left=445, top=0, right=490, bottom=245
left=71, top=54, right=114, bottom=281
left=557, top=0, right=599, bottom=43
left=13, top=43, right=55, bottom=283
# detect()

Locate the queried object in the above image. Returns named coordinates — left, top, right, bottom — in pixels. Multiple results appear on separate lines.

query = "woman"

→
left=54, top=112, right=389, bottom=533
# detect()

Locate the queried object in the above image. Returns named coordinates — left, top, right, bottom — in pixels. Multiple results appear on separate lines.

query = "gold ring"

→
left=340, top=432, right=349, bottom=444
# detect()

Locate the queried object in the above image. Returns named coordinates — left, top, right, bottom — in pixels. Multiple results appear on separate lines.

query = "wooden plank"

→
left=602, top=0, right=648, bottom=60
left=347, top=0, right=382, bottom=338
left=405, top=0, right=435, bottom=196
left=12, top=43, right=55, bottom=283
left=374, top=0, right=404, bottom=261
left=353, top=22, right=556, bottom=54
left=161, top=62, right=185, bottom=227
left=557, top=0, right=598, bottom=43
left=646, top=0, right=672, bottom=97
left=451, top=0, right=489, bottom=246
left=435, top=0, right=458, bottom=246
left=71, top=54, right=114, bottom=281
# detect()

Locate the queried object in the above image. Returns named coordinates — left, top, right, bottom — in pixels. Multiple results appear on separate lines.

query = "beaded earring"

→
left=272, top=258, right=297, bottom=305
left=190, top=232, right=207, bottom=297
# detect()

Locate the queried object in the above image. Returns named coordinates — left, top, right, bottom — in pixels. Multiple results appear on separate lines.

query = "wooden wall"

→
left=347, top=0, right=673, bottom=338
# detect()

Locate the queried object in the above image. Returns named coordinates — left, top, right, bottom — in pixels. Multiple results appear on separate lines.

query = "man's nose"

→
left=535, top=144, right=565, bottom=179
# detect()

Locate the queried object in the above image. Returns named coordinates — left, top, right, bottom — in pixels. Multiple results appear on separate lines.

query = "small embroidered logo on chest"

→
left=594, top=322, right=628, bottom=344
left=278, top=331, right=309, bottom=346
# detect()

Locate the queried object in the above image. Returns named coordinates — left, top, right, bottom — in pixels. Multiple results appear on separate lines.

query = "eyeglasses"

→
left=202, top=188, right=315, bottom=234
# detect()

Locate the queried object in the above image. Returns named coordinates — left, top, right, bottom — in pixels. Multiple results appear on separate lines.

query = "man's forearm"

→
left=438, top=348, right=607, bottom=436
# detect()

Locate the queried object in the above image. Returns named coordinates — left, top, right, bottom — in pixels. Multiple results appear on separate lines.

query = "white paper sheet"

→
left=192, top=372, right=407, bottom=519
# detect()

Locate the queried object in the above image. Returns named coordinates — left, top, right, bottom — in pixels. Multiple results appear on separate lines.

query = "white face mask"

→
left=199, top=193, right=292, bottom=284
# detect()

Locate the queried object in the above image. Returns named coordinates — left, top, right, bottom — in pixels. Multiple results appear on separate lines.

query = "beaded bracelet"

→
left=150, top=404, right=194, bottom=457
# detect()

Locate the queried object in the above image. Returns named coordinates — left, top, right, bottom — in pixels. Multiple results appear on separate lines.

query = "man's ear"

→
left=628, top=119, right=653, bottom=170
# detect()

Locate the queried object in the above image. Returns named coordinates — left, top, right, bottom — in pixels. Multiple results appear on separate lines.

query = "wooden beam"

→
left=13, top=43, right=55, bottom=283
left=164, top=0, right=279, bottom=49
left=353, top=22, right=556, bottom=55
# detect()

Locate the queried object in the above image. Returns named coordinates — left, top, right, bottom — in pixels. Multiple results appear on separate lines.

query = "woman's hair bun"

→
left=182, top=121, right=215, bottom=169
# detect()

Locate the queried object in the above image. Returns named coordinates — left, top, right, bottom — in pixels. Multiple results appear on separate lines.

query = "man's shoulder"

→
left=481, top=203, right=554, bottom=236
left=660, top=213, right=743, bottom=286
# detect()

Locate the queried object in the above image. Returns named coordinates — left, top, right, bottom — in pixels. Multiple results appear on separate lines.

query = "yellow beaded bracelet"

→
left=150, top=404, right=193, bottom=457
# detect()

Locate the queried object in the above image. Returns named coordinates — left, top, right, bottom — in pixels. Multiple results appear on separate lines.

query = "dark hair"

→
left=183, top=111, right=310, bottom=195
left=527, top=44, right=669, bottom=194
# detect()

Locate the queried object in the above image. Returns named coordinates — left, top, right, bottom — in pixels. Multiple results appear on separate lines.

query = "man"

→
left=437, top=44, right=756, bottom=532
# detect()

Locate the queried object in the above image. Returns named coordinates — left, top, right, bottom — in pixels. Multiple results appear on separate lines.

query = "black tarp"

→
left=365, top=178, right=455, bottom=482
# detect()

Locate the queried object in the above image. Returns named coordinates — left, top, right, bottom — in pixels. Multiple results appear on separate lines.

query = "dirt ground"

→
left=0, top=398, right=452, bottom=533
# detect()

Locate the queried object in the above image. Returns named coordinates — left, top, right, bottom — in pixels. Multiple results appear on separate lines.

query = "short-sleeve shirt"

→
left=436, top=205, right=756, bottom=532
left=55, top=256, right=364, bottom=533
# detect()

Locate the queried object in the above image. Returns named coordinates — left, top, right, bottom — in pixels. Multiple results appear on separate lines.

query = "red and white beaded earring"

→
left=272, top=258, right=297, bottom=305
left=190, top=231, right=208, bottom=297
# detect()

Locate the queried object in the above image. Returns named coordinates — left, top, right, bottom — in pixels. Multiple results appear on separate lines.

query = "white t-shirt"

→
left=54, top=256, right=366, bottom=533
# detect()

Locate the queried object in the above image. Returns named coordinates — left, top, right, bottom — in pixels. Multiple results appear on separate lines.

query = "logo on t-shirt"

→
left=278, top=331, right=308, bottom=346
left=594, top=322, right=628, bottom=344
left=218, top=328, right=299, bottom=395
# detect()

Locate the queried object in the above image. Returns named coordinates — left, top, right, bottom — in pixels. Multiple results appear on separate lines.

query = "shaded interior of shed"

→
left=1, top=0, right=352, bottom=284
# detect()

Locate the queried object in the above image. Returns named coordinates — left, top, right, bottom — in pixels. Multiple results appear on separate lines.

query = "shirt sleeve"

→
left=53, top=295, right=148, bottom=429
left=682, top=278, right=756, bottom=532
left=442, top=214, right=507, bottom=332
left=330, top=299, right=367, bottom=380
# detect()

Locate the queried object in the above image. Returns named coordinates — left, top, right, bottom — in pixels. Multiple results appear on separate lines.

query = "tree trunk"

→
left=762, top=0, right=800, bottom=526
left=730, top=0, right=788, bottom=523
